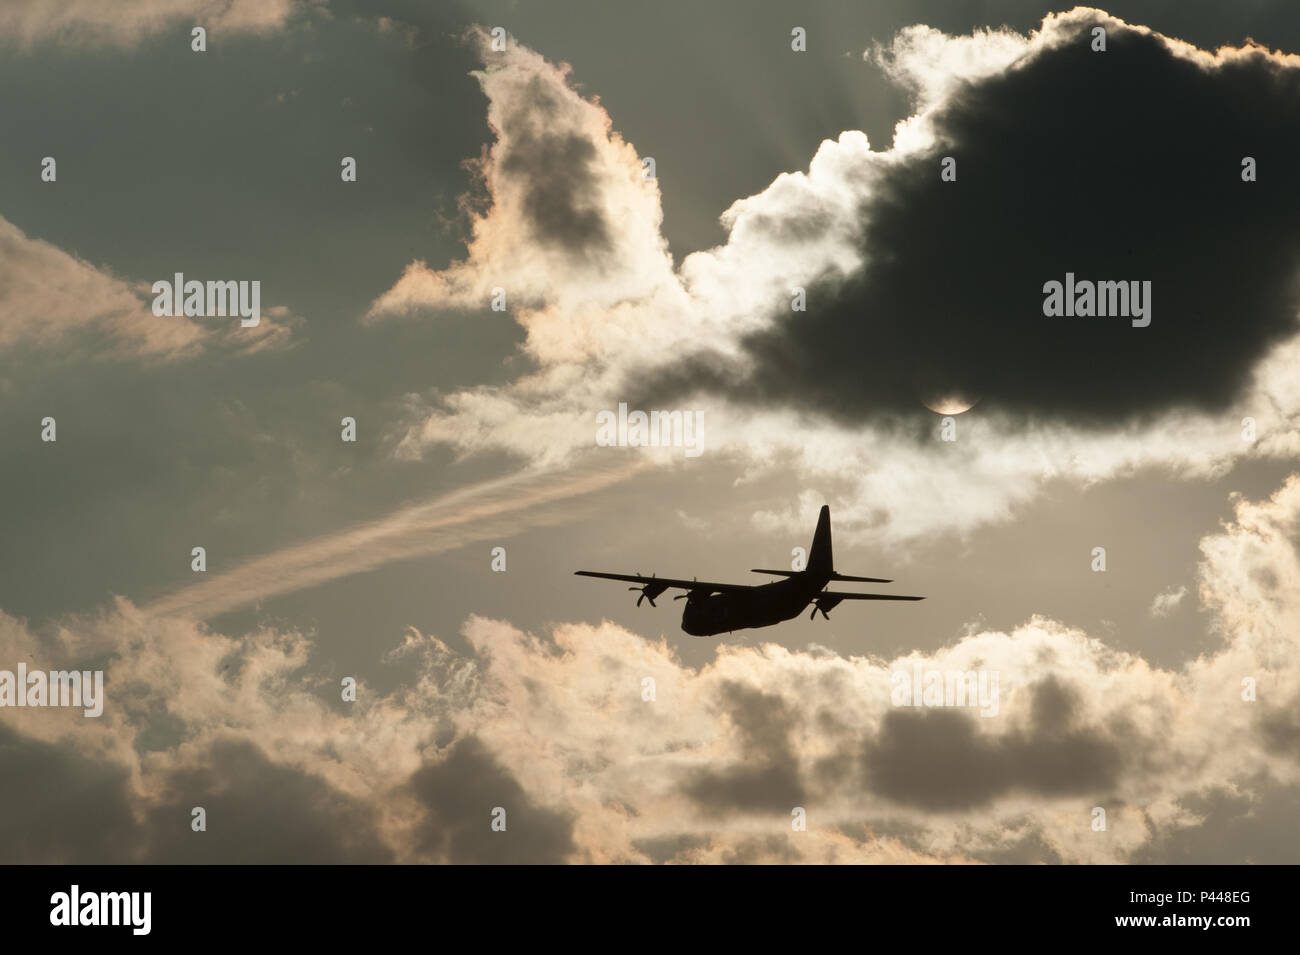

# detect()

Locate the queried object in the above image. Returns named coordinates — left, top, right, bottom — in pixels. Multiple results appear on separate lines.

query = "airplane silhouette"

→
left=576, top=505, right=923, bottom=635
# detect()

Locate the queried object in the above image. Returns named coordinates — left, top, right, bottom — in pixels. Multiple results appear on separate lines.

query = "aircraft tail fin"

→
left=807, top=505, right=833, bottom=576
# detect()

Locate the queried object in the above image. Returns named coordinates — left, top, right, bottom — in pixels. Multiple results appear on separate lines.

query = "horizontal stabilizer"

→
left=821, top=591, right=923, bottom=601
left=750, top=568, right=795, bottom=577
left=830, top=572, right=893, bottom=583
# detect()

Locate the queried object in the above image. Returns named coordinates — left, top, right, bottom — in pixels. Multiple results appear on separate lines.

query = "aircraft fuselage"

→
left=680, top=569, right=830, bottom=636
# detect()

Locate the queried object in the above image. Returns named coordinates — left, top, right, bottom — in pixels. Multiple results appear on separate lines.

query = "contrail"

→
left=143, top=459, right=648, bottom=619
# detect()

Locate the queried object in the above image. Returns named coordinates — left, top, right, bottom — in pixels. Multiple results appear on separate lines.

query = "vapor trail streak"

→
left=144, top=460, right=647, bottom=619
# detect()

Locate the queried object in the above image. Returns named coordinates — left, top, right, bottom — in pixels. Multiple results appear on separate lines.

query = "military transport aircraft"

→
left=576, top=505, right=923, bottom=636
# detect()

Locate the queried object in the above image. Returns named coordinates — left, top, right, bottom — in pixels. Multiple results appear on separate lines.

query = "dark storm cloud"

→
left=142, top=739, right=394, bottom=863
left=637, top=15, right=1300, bottom=428
left=495, top=75, right=614, bottom=256
left=683, top=676, right=1127, bottom=817
left=862, top=678, right=1125, bottom=810
left=683, top=681, right=806, bottom=814
left=407, top=735, right=576, bottom=863
left=1132, top=775, right=1300, bottom=863
left=1257, top=692, right=1300, bottom=760
left=632, top=832, right=712, bottom=863
left=0, top=732, right=393, bottom=863
left=0, top=725, right=140, bottom=863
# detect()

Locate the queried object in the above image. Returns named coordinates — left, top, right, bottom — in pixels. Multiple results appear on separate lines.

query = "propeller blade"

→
left=630, top=585, right=658, bottom=607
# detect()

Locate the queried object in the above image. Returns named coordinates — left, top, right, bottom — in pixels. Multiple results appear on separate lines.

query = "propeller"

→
left=809, top=594, right=845, bottom=621
left=629, top=574, right=669, bottom=608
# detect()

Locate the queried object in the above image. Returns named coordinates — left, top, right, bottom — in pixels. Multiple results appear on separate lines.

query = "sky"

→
left=2, top=0, right=1300, bottom=863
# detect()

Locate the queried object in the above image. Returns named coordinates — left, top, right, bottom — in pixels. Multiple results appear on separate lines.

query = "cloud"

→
left=0, top=723, right=140, bottom=863
left=366, top=26, right=675, bottom=324
left=682, top=682, right=807, bottom=815
left=141, top=738, right=395, bottom=863
left=1132, top=775, right=1300, bottom=864
left=1149, top=584, right=1188, bottom=617
left=0, top=215, right=205, bottom=361
left=364, top=11, right=1300, bottom=548
left=0, top=215, right=301, bottom=363
left=862, top=679, right=1125, bottom=811
left=0, top=600, right=493, bottom=863
left=658, top=9, right=1300, bottom=427
left=0, top=0, right=309, bottom=47
left=407, top=736, right=575, bottom=864
left=5, top=475, right=1297, bottom=863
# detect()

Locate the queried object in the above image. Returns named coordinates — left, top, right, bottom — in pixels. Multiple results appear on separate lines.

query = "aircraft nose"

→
left=680, top=607, right=703, bottom=636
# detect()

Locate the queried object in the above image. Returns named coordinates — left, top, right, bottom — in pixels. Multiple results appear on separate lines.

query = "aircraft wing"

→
left=820, top=590, right=924, bottom=601
left=574, top=571, right=755, bottom=593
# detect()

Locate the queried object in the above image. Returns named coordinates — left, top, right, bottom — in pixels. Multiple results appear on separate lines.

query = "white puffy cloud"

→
left=1149, top=585, right=1188, bottom=618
